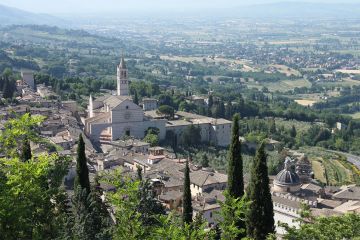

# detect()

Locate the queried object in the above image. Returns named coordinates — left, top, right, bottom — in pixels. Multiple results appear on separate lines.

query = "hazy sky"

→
left=0, top=0, right=358, bottom=14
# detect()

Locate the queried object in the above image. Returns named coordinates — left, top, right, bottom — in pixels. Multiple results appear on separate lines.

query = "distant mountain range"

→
left=1, top=2, right=360, bottom=27
left=0, top=4, right=65, bottom=26
left=230, top=2, right=360, bottom=19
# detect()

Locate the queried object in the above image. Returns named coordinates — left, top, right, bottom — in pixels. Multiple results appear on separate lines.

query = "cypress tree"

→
left=3, top=78, right=13, bottom=99
left=72, top=186, right=94, bottom=240
left=208, top=95, right=213, bottom=109
left=268, top=118, right=276, bottom=134
left=225, top=100, right=232, bottom=120
left=227, top=114, right=244, bottom=198
left=20, top=138, right=32, bottom=162
left=87, top=177, right=112, bottom=239
left=225, top=113, right=245, bottom=239
left=137, top=166, right=143, bottom=181
left=208, top=95, right=214, bottom=117
left=290, top=125, right=297, bottom=138
left=74, top=134, right=90, bottom=193
left=182, top=160, right=193, bottom=225
left=201, top=153, right=209, bottom=168
left=133, top=90, right=139, bottom=105
left=246, top=142, right=275, bottom=240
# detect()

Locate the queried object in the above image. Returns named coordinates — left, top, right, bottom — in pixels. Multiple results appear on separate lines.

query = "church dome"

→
left=275, top=169, right=300, bottom=185
left=273, top=157, right=301, bottom=193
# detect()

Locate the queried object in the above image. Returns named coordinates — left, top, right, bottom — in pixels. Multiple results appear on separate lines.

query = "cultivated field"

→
left=295, top=99, right=318, bottom=107
left=299, top=147, right=360, bottom=186
left=335, top=69, right=360, bottom=74
left=271, top=64, right=301, bottom=77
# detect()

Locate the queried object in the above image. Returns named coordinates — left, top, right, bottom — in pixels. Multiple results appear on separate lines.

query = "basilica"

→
left=84, top=57, right=167, bottom=142
left=84, top=57, right=232, bottom=146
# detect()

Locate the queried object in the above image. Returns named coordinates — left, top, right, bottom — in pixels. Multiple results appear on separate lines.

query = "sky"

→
left=0, top=0, right=359, bottom=14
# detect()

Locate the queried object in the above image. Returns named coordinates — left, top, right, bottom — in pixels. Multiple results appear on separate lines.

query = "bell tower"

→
left=117, top=57, right=129, bottom=96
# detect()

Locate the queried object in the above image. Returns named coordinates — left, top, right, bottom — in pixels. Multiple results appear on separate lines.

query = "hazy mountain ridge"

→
left=225, top=2, right=360, bottom=19
left=0, top=4, right=65, bottom=26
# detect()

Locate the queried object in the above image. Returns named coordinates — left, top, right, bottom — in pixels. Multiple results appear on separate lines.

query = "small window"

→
left=126, top=106, right=129, bottom=109
left=210, top=212, right=212, bottom=218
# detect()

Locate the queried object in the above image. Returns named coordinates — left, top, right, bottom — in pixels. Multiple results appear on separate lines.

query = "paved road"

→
left=326, top=150, right=360, bottom=169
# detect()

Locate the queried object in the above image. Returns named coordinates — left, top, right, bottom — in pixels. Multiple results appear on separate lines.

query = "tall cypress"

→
left=3, top=78, right=13, bottom=99
left=224, top=113, right=245, bottom=239
left=246, top=142, right=275, bottom=240
left=227, top=114, right=244, bottom=198
left=20, top=138, right=32, bottom=162
left=208, top=95, right=213, bottom=117
left=74, top=134, right=90, bottom=193
left=133, top=90, right=139, bottom=105
left=182, top=160, right=193, bottom=225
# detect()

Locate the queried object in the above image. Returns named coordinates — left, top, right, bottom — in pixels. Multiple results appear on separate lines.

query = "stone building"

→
left=21, top=70, right=35, bottom=90
left=142, top=98, right=158, bottom=111
left=85, top=57, right=232, bottom=146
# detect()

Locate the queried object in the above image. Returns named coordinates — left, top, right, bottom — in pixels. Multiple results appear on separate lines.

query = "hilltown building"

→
left=84, top=57, right=231, bottom=146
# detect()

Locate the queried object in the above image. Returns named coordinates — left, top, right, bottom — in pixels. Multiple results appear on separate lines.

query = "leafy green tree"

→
left=219, top=192, right=249, bottom=240
left=282, top=212, right=360, bottom=240
left=157, top=105, right=175, bottom=119
left=74, top=134, right=90, bottom=193
left=0, top=153, right=70, bottom=239
left=0, top=113, right=45, bottom=157
left=151, top=212, right=214, bottom=240
left=137, top=180, right=165, bottom=226
left=143, top=132, right=159, bottom=147
left=182, top=160, right=193, bottom=225
left=107, top=171, right=147, bottom=240
left=246, top=142, right=275, bottom=240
